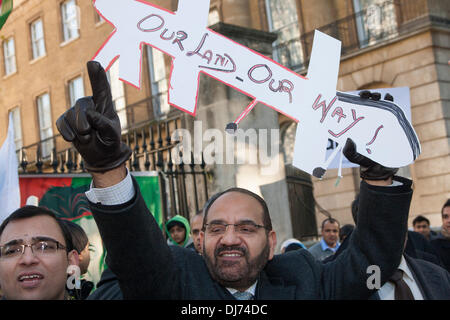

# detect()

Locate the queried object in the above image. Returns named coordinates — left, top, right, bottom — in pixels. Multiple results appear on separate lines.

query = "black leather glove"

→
left=56, top=61, right=131, bottom=172
left=343, top=90, right=398, bottom=180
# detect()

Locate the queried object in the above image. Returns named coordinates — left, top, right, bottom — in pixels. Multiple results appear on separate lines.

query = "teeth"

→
left=19, top=275, right=41, bottom=281
left=223, top=253, right=241, bottom=257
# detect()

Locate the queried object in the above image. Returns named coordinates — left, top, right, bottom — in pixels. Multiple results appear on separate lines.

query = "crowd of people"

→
left=0, top=61, right=448, bottom=300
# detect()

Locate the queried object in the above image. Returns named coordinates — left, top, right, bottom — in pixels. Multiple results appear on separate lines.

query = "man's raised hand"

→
left=343, top=90, right=399, bottom=182
left=56, top=61, right=131, bottom=172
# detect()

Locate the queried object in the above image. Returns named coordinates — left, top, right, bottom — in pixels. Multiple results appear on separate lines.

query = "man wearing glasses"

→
left=57, top=62, right=413, bottom=299
left=0, top=206, right=79, bottom=300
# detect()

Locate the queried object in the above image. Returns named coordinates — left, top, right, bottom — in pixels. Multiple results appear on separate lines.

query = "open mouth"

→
left=220, top=252, right=243, bottom=257
left=18, top=273, right=44, bottom=288
left=217, top=248, right=246, bottom=261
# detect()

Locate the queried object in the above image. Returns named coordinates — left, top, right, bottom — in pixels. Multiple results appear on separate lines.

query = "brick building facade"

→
left=0, top=0, right=448, bottom=243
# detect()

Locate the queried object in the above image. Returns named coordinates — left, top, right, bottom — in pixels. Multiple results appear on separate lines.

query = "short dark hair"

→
left=61, top=220, right=89, bottom=254
left=412, top=215, right=430, bottom=226
left=202, top=188, right=272, bottom=231
left=442, top=199, right=450, bottom=215
left=0, top=206, right=74, bottom=252
left=166, top=220, right=186, bottom=231
left=321, top=217, right=340, bottom=229
left=339, top=224, right=354, bottom=241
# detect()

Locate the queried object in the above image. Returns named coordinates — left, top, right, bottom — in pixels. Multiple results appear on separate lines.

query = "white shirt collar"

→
left=398, top=255, right=414, bottom=282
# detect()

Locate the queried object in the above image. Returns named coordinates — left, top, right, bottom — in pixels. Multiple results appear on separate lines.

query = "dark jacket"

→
left=431, top=234, right=450, bottom=273
left=88, top=176, right=412, bottom=300
left=323, top=227, right=442, bottom=267
left=404, top=255, right=450, bottom=299
left=371, top=255, right=450, bottom=300
left=405, top=231, right=442, bottom=266
left=67, top=279, right=94, bottom=300
left=87, top=268, right=123, bottom=300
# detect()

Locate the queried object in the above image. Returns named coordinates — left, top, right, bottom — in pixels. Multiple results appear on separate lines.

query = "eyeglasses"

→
left=0, top=239, right=67, bottom=260
left=203, top=222, right=268, bottom=236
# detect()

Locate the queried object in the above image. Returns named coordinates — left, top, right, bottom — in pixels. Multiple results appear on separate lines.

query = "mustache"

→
left=215, top=246, right=247, bottom=256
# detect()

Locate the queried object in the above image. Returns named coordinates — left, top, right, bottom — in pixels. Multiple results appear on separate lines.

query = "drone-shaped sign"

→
left=92, top=0, right=421, bottom=177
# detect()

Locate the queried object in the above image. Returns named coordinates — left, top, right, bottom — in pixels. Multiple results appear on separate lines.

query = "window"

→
left=30, top=19, right=46, bottom=59
left=3, top=37, right=16, bottom=75
left=61, top=0, right=79, bottom=42
left=265, top=0, right=303, bottom=70
left=68, top=76, right=84, bottom=106
left=147, top=47, right=169, bottom=119
left=353, top=0, right=398, bottom=47
left=9, top=107, right=22, bottom=151
left=36, top=93, right=54, bottom=158
left=106, top=62, right=127, bottom=130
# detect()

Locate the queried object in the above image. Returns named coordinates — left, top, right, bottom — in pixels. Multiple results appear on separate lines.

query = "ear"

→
left=267, top=230, right=277, bottom=260
left=67, top=249, right=79, bottom=267
left=199, top=230, right=205, bottom=247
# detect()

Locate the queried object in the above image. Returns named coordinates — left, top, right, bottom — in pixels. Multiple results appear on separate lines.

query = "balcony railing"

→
left=18, top=113, right=181, bottom=173
left=18, top=113, right=210, bottom=222
left=274, top=0, right=449, bottom=72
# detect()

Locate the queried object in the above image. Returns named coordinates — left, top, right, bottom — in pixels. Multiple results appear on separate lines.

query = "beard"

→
left=203, top=242, right=270, bottom=291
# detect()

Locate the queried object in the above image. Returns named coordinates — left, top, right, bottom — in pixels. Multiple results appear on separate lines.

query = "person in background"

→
left=165, top=215, right=194, bottom=250
left=0, top=206, right=79, bottom=300
left=327, top=193, right=442, bottom=266
left=339, top=224, right=354, bottom=243
left=431, top=199, right=450, bottom=273
left=190, top=212, right=204, bottom=254
left=86, top=267, right=123, bottom=300
left=308, top=218, right=340, bottom=261
left=61, top=220, right=94, bottom=299
left=280, top=238, right=306, bottom=254
left=413, top=215, right=437, bottom=241
left=374, top=231, right=450, bottom=300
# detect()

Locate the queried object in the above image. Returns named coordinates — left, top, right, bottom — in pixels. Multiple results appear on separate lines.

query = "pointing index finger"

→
left=87, top=61, right=113, bottom=114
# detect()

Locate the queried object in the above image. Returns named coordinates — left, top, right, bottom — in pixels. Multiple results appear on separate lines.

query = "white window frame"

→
left=9, top=107, right=22, bottom=151
left=61, top=0, right=80, bottom=42
left=30, top=19, right=46, bottom=59
left=147, top=47, right=169, bottom=119
left=264, top=0, right=303, bottom=71
left=353, top=0, right=398, bottom=48
left=106, top=62, right=127, bottom=130
left=3, top=37, right=16, bottom=75
left=68, top=76, right=85, bottom=106
left=36, top=93, right=54, bottom=158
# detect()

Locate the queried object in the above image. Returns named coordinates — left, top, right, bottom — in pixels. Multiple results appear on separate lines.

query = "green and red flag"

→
left=19, top=172, right=163, bottom=288
left=0, top=0, right=13, bottom=30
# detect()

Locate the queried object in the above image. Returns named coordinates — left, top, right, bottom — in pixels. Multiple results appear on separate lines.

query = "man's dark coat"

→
left=431, top=235, right=450, bottom=273
left=370, top=255, right=450, bottom=299
left=88, top=177, right=413, bottom=299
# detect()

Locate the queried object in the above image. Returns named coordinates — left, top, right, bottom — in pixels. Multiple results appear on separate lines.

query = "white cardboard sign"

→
left=327, top=87, right=413, bottom=170
left=92, top=0, right=421, bottom=178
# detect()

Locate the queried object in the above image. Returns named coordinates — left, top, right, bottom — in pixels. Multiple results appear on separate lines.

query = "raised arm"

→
left=320, top=91, right=412, bottom=299
left=56, top=62, right=179, bottom=299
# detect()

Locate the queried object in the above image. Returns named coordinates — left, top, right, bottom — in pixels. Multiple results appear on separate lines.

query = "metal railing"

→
left=273, top=0, right=448, bottom=72
left=18, top=115, right=209, bottom=224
